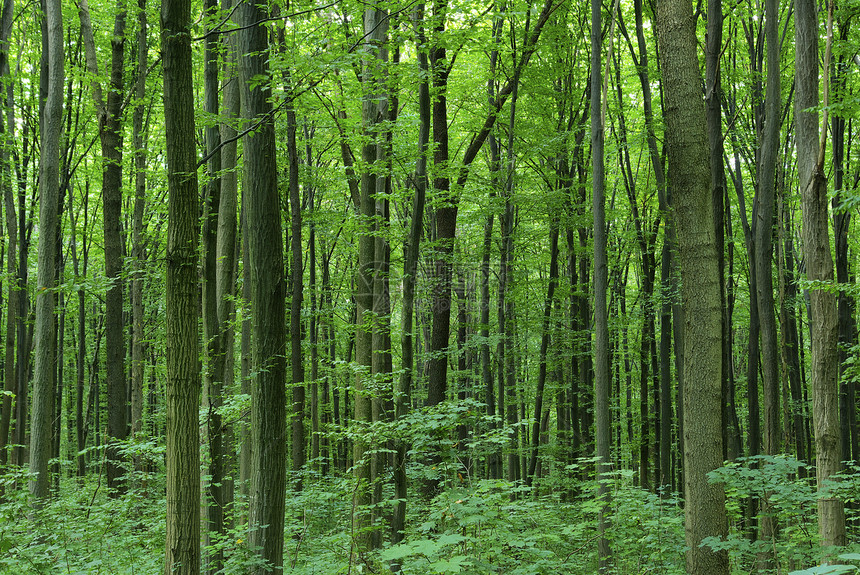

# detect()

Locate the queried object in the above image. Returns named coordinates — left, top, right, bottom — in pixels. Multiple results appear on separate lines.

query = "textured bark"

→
left=29, top=0, right=63, bottom=503
left=238, top=0, right=288, bottom=567
left=162, top=0, right=201, bottom=570
left=704, top=0, right=730, bottom=468
left=656, top=0, right=729, bottom=573
left=795, top=0, right=845, bottom=550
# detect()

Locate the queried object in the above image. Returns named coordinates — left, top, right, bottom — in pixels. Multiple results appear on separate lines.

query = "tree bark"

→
left=162, top=0, right=201, bottom=569
left=237, top=0, right=288, bottom=567
left=29, top=0, right=63, bottom=504
left=795, top=0, right=845, bottom=550
left=656, top=0, right=730, bottom=572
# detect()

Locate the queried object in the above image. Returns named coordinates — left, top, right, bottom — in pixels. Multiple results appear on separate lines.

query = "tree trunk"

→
left=286, top=73, right=305, bottom=483
left=201, top=0, right=224, bottom=568
left=215, top=0, right=239, bottom=524
left=656, top=0, right=730, bottom=573
left=392, top=6, right=429, bottom=544
left=592, top=0, right=611, bottom=562
left=29, top=0, right=63, bottom=504
left=237, top=0, right=288, bottom=566
left=130, top=0, right=147, bottom=440
left=527, top=220, right=558, bottom=485
left=78, top=0, right=129, bottom=494
left=162, top=0, right=201, bottom=569
left=795, top=0, right=845, bottom=549
left=0, top=0, right=14, bottom=469
left=426, top=0, right=453, bottom=409
left=756, top=0, right=782, bottom=558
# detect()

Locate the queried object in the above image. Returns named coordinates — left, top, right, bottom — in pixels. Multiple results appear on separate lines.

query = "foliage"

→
left=0, top=467, right=163, bottom=574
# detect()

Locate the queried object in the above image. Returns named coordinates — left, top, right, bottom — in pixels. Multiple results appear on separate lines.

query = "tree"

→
left=795, top=0, right=845, bottom=551
left=238, top=0, right=288, bottom=568
left=28, top=0, right=63, bottom=504
left=591, top=0, right=611, bottom=568
left=162, top=0, right=201, bottom=570
left=77, top=0, right=129, bottom=494
left=656, top=0, right=730, bottom=573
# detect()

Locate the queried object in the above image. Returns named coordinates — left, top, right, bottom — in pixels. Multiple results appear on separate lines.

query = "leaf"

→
left=380, top=543, right=415, bottom=562
left=788, top=566, right=857, bottom=575
left=428, top=555, right=469, bottom=573
left=437, top=533, right=466, bottom=546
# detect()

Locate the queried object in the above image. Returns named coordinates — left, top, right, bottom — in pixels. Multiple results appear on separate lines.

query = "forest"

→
left=0, top=0, right=857, bottom=572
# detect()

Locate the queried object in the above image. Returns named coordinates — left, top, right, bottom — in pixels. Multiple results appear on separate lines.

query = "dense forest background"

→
left=0, top=0, right=857, bottom=572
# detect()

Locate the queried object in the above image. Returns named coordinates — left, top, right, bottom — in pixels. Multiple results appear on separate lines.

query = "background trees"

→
left=0, top=0, right=856, bottom=572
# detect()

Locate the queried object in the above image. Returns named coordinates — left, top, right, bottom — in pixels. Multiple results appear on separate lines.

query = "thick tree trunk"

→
left=426, top=0, right=452, bottom=409
left=657, top=0, right=730, bottom=573
left=29, top=0, right=63, bottom=504
left=162, top=0, right=201, bottom=569
left=795, top=0, right=845, bottom=549
left=237, top=0, right=288, bottom=567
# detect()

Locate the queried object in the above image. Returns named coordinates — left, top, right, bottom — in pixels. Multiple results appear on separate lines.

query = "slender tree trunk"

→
left=527, top=220, right=558, bottom=485
left=592, top=0, right=611, bottom=560
left=352, top=4, right=388, bottom=557
left=78, top=0, right=129, bottom=494
left=756, top=0, right=781, bottom=558
left=392, top=6, right=429, bottom=544
left=286, top=73, right=305, bottom=484
left=215, top=0, right=239, bottom=526
left=778, top=189, right=806, bottom=470
left=0, top=0, right=14, bottom=470
left=657, top=0, right=730, bottom=572
left=130, top=0, right=147, bottom=440
left=201, top=0, right=225, bottom=568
